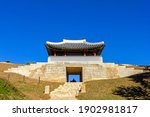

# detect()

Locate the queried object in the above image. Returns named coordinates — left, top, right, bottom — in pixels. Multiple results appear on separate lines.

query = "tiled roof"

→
left=46, top=39, right=104, bottom=50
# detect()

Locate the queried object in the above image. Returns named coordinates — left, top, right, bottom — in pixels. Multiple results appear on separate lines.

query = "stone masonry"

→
left=5, top=62, right=145, bottom=82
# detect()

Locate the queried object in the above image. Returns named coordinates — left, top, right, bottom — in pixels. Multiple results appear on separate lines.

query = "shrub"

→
left=5, top=61, right=10, bottom=63
left=25, top=62, right=30, bottom=65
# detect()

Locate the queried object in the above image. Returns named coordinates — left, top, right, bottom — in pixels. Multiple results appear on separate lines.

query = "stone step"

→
left=50, top=83, right=82, bottom=100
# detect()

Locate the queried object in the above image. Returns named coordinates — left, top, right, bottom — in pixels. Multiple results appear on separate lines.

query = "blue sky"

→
left=68, top=75, right=80, bottom=82
left=0, top=0, right=149, bottom=65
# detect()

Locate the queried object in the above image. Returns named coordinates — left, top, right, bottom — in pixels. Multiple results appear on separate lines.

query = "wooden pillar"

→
left=64, top=51, right=67, bottom=56
left=93, top=51, right=97, bottom=56
left=84, top=51, right=86, bottom=56
left=54, top=51, right=56, bottom=56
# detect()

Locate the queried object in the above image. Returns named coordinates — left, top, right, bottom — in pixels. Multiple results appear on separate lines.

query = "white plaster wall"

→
left=48, top=56, right=103, bottom=63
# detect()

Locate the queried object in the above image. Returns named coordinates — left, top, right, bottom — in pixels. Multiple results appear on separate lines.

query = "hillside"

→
left=0, top=62, right=20, bottom=72
left=0, top=78, right=27, bottom=99
left=77, top=72, right=150, bottom=100
left=0, top=63, right=62, bottom=100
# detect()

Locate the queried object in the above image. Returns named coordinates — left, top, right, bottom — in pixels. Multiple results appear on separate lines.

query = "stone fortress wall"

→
left=5, top=61, right=144, bottom=82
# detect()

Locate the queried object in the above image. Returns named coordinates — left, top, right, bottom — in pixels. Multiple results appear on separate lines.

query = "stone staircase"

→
left=50, top=82, right=82, bottom=100
left=4, top=63, right=46, bottom=77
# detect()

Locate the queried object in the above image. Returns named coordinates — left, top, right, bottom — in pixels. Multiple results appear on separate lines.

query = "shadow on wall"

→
left=113, top=72, right=150, bottom=100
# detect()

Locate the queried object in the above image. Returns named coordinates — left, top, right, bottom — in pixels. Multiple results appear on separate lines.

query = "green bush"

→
left=25, top=62, right=30, bottom=65
left=5, top=61, right=10, bottom=63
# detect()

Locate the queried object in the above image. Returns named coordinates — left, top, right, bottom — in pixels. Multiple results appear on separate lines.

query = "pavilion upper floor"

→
left=46, top=39, right=105, bottom=56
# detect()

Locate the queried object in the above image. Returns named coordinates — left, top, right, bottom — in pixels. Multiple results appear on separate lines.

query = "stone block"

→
left=44, top=85, right=50, bottom=94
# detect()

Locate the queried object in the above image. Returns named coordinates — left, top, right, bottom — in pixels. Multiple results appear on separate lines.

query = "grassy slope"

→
left=0, top=78, right=27, bottom=99
left=0, top=63, right=62, bottom=100
left=77, top=74, right=150, bottom=100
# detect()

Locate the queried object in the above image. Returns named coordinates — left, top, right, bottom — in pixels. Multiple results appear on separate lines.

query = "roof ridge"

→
left=46, top=39, right=104, bottom=45
left=63, top=39, right=86, bottom=43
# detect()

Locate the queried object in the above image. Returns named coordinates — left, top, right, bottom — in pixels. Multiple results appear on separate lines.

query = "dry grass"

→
left=0, top=78, right=27, bottom=100
left=0, top=63, right=63, bottom=100
left=77, top=76, right=150, bottom=100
